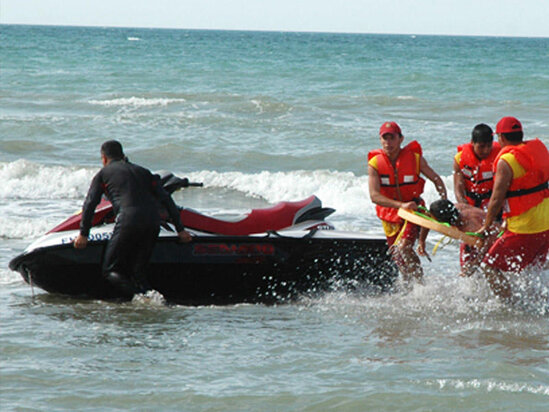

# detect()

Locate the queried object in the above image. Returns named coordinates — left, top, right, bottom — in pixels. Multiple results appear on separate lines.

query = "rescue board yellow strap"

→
left=432, top=236, right=453, bottom=255
left=393, top=219, right=408, bottom=246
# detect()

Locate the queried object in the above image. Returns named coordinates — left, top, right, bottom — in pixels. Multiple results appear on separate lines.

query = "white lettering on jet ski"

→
left=61, top=232, right=112, bottom=244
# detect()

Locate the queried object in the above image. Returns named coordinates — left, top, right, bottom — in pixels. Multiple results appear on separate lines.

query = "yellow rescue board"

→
left=397, top=208, right=482, bottom=247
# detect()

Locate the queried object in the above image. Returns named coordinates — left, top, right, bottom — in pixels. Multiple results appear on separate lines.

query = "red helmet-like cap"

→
left=379, top=121, right=402, bottom=136
left=495, top=116, right=522, bottom=134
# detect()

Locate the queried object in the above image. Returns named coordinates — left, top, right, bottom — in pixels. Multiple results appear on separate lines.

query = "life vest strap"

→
left=464, top=190, right=492, bottom=207
left=462, top=172, right=494, bottom=185
left=379, top=179, right=421, bottom=188
left=506, top=181, right=548, bottom=199
left=465, top=177, right=494, bottom=185
left=464, top=190, right=492, bottom=200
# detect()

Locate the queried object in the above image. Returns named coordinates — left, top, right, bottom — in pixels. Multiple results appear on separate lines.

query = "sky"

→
left=1, top=0, right=549, bottom=38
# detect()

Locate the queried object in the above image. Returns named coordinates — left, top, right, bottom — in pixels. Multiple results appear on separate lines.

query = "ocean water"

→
left=1, top=25, right=548, bottom=411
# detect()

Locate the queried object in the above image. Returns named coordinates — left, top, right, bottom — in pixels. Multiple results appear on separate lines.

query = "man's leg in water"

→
left=386, top=220, right=423, bottom=282
left=102, top=223, right=139, bottom=298
left=395, top=238, right=424, bottom=282
left=482, top=229, right=549, bottom=301
left=131, top=225, right=160, bottom=294
left=482, top=264, right=512, bottom=300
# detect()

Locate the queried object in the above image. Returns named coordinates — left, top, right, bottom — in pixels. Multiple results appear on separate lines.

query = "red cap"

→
left=379, top=121, right=402, bottom=137
left=495, top=116, right=522, bottom=134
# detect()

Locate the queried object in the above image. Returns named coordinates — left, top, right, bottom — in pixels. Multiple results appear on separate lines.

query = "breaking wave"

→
left=88, top=97, right=187, bottom=107
left=0, top=159, right=456, bottom=239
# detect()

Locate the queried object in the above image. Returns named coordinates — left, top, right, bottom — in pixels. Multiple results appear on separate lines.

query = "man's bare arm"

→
left=453, top=159, right=467, bottom=204
left=420, top=156, right=447, bottom=200
left=477, top=159, right=512, bottom=233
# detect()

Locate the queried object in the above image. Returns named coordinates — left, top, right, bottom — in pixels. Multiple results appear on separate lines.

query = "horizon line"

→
left=2, top=22, right=548, bottom=40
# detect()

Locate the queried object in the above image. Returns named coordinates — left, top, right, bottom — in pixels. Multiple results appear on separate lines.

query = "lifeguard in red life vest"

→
left=368, top=121, right=448, bottom=282
left=453, top=123, right=501, bottom=271
left=476, top=116, right=549, bottom=301
left=454, top=123, right=501, bottom=209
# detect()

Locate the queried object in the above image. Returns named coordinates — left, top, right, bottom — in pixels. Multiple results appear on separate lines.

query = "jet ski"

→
left=9, top=173, right=397, bottom=304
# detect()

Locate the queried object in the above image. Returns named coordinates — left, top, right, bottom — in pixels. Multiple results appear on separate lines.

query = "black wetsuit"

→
left=79, top=159, right=185, bottom=296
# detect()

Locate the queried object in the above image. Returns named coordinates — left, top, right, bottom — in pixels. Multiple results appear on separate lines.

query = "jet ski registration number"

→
left=61, top=232, right=112, bottom=244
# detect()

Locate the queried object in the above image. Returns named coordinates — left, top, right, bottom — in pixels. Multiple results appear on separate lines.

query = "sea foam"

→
left=88, top=97, right=186, bottom=107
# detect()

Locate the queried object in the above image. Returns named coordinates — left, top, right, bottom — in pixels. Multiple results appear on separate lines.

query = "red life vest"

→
left=457, top=142, right=500, bottom=208
left=368, top=140, right=425, bottom=223
left=494, top=139, right=549, bottom=218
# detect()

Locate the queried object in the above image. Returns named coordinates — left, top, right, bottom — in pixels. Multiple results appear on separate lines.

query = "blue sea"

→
left=1, top=25, right=548, bottom=411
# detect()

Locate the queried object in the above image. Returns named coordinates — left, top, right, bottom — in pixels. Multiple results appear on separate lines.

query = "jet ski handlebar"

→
left=159, top=173, right=203, bottom=194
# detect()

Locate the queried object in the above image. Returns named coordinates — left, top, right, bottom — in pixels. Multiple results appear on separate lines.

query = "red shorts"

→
left=385, top=220, right=420, bottom=247
left=482, top=229, right=549, bottom=272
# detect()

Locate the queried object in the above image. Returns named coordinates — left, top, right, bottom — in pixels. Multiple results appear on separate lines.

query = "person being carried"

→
left=453, top=124, right=502, bottom=270
left=476, top=116, right=549, bottom=301
left=74, top=140, right=192, bottom=299
left=368, top=121, right=447, bottom=282
left=417, top=199, right=501, bottom=277
left=453, top=123, right=500, bottom=210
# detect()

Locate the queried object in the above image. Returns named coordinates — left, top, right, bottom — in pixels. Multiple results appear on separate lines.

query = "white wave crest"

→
left=0, top=163, right=456, bottom=239
left=0, top=216, right=60, bottom=239
left=88, top=97, right=186, bottom=107
left=185, top=169, right=455, bottom=217
left=429, top=378, right=549, bottom=396
left=186, top=169, right=374, bottom=217
left=0, top=160, right=96, bottom=200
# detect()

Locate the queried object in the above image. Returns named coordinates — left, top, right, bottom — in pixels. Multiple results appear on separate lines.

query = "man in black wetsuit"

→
left=74, top=140, right=192, bottom=298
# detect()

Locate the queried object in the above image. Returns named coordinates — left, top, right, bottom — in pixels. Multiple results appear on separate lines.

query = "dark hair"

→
left=429, top=199, right=460, bottom=226
left=471, top=123, right=493, bottom=143
left=501, top=131, right=523, bottom=143
left=101, top=140, right=125, bottom=160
